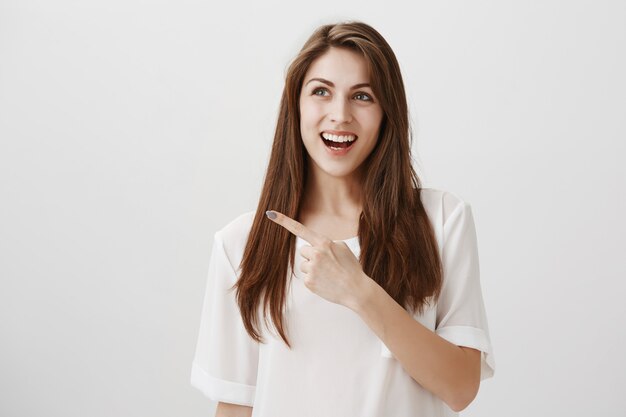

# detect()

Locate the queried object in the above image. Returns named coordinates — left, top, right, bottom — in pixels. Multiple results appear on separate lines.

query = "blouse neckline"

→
left=296, top=235, right=359, bottom=245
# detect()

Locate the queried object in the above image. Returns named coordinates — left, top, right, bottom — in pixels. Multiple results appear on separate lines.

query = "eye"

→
left=312, top=87, right=329, bottom=96
left=354, top=92, right=373, bottom=102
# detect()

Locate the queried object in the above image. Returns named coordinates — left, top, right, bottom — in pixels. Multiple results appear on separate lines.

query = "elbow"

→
left=448, top=398, right=470, bottom=413
left=447, top=380, right=479, bottom=412
left=447, top=347, right=482, bottom=412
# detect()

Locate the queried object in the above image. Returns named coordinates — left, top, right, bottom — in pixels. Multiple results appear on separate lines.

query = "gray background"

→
left=1, top=0, right=624, bottom=416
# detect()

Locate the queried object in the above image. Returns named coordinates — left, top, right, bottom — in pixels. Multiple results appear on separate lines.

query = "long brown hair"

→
left=232, top=20, right=443, bottom=347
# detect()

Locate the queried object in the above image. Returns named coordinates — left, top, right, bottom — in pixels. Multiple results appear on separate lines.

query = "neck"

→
left=301, top=163, right=364, bottom=217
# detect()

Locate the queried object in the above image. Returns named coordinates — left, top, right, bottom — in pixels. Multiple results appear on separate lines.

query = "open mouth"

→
left=319, top=133, right=358, bottom=149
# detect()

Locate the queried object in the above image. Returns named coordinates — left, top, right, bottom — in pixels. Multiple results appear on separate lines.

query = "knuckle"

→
left=303, top=276, right=314, bottom=288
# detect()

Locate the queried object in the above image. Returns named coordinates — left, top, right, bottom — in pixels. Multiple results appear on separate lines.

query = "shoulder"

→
left=216, top=210, right=255, bottom=241
left=419, top=187, right=470, bottom=226
left=213, top=210, right=256, bottom=271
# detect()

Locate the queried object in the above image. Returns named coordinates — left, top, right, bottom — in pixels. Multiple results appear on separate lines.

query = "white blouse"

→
left=190, top=187, right=495, bottom=416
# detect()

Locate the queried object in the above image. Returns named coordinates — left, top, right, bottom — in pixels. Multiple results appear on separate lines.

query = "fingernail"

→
left=266, top=210, right=276, bottom=219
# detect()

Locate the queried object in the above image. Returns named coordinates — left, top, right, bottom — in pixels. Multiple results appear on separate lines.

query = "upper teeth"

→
left=322, top=132, right=357, bottom=143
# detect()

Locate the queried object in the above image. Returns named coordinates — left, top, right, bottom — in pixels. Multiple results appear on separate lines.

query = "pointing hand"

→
left=266, top=210, right=371, bottom=309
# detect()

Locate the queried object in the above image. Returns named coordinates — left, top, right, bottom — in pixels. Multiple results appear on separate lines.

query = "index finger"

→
left=266, top=210, right=327, bottom=246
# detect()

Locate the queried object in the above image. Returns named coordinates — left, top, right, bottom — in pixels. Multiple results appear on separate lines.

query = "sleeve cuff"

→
left=435, top=325, right=496, bottom=381
left=190, top=361, right=256, bottom=406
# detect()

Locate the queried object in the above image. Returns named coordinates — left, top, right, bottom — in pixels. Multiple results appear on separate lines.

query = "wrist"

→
left=348, top=273, right=377, bottom=314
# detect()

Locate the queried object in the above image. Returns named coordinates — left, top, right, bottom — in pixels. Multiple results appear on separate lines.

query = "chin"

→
left=316, top=162, right=358, bottom=178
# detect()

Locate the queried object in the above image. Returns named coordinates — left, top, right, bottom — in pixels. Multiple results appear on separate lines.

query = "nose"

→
left=329, top=95, right=353, bottom=124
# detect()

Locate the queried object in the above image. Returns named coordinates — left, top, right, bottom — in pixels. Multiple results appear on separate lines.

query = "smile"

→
left=319, top=132, right=358, bottom=150
left=319, top=133, right=357, bottom=156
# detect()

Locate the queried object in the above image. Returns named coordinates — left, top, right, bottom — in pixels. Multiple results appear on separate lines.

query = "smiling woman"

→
left=190, top=20, right=495, bottom=417
left=299, top=47, right=382, bottom=166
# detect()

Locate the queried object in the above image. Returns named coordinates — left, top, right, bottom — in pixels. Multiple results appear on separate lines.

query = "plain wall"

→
left=1, top=0, right=625, bottom=416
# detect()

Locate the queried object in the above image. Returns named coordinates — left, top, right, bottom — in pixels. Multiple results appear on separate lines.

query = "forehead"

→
left=303, top=47, right=370, bottom=85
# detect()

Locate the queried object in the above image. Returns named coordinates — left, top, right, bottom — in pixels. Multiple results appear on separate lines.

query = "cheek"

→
left=300, top=99, right=324, bottom=119
left=299, top=105, right=320, bottom=141
left=361, top=109, right=383, bottom=135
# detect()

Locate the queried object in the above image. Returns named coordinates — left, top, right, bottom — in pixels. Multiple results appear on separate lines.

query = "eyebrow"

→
left=305, top=77, right=371, bottom=90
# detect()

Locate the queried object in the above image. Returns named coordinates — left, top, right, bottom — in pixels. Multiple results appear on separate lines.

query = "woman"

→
left=191, top=20, right=495, bottom=417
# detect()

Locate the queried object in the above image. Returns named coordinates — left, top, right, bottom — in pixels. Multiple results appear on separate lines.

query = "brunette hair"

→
left=232, top=20, right=443, bottom=347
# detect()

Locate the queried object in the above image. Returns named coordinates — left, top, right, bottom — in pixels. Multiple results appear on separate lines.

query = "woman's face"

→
left=299, top=47, right=384, bottom=179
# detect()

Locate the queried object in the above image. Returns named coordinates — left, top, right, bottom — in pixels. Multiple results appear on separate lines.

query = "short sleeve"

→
left=190, top=230, right=259, bottom=406
left=435, top=201, right=496, bottom=381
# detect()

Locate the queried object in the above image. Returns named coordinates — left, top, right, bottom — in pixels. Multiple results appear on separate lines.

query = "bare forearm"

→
left=349, top=274, right=478, bottom=411
left=215, top=402, right=253, bottom=417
